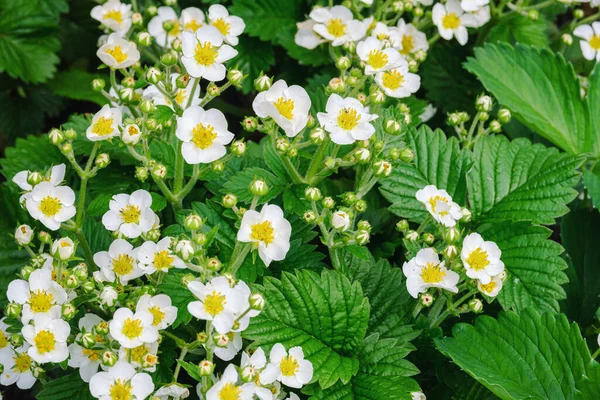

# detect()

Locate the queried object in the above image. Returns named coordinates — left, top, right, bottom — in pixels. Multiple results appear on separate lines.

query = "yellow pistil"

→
left=421, top=262, right=446, bottom=284
left=120, top=204, right=141, bottom=224
left=194, top=42, right=218, bottom=66
left=34, top=330, right=56, bottom=354
left=212, top=18, right=231, bottom=35
left=122, top=318, right=143, bottom=339
left=92, top=116, right=115, bottom=136
left=127, top=125, right=140, bottom=136
left=219, top=383, right=242, bottom=400
left=13, top=353, right=32, bottom=373
left=327, top=18, right=346, bottom=37
left=376, top=32, right=390, bottom=41
left=442, top=13, right=460, bottom=30
left=109, top=379, right=133, bottom=400
left=185, top=19, right=202, bottom=32
left=401, top=34, right=414, bottom=55
left=204, top=291, right=226, bottom=317
left=250, top=221, right=275, bottom=245
left=29, top=290, right=54, bottom=313
left=280, top=355, right=299, bottom=377
left=367, top=49, right=389, bottom=69
left=130, top=345, right=148, bottom=363
left=104, top=10, right=123, bottom=24
left=112, top=254, right=135, bottom=276
left=168, top=21, right=182, bottom=37
left=479, top=281, right=497, bottom=294
left=428, top=196, right=450, bottom=216
left=467, top=248, right=490, bottom=271
left=106, top=46, right=127, bottom=64
left=148, top=306, right=165, bottom=326
left=382, top=70, right=405, bottom=90
left=0, top=330, right=8, bottom=349
left=83, top=349, right=101, bottom=361
left=175, top=89, right=187, bottom=105
left=273, top=97, right=295, bottom=120
left=191, top=123, right=217, bottom=149
left=153, top=250, right=175, bottom=270
left=337, top=108, right=361, bottom=130
left=39, top=196, right=62, bottom=217
left=590, top=35, right=600, bottom=50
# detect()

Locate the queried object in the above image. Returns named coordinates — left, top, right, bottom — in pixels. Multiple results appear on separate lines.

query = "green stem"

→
left=229, top=242, right=252, bottom=275
left=173, top=346, right=189, bottom=381
left=75, top=228, right=96, bottom=269
left=306, top=139, right=330, bottom=184
left=281, top=155, right=305, bottom=184
left=186, top=79, right=200, bottom=109
left=593, top=348, right=600, bottom=360
left=174, top=140, right=184, bottom=193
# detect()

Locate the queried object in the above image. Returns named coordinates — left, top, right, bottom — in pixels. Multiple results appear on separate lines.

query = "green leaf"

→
left=0, top=134, right=63, bottom=180
left=583, top=170, right=600, bottom=209
left=277, top=25, right=331, bottom=67
left=379, top=125, right=469, bottom=223
left=230, top=36, right=275, bottom=94
left=587, top=62, right=600, bottom=156
left=157, top=273, right=194, bottom=329
left=46, top=69, right=109, bottom=105
left=435, top=309, right=593, bottom=400
left=464, top=43, right=596, bottom=156
left=36, top=372, right=94, bottom=400
left=191, top=201, right=237, bottom=250
left=479, top=222, right=568, bottom=313
left=150, top=192, right=167, bottom=212
left=467, top=135, right=583, bottom=225
left=244, top=269, right=370, bottom=388
left=151, top=105, right=175, bottom=124
left=177, top=360, right=203, bottom=382
left=230, top=0, right=304, bottom=44
left=86, top=193, right=113, bottom=217
left=485, top=14, right=548, bottom=48
left=222, top=167, right=287, bottom=204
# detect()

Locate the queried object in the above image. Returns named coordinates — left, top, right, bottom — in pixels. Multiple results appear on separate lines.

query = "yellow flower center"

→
left=367, top=49, right=389, bottom=69
left=122, top=318, right=143, bottom=339
left=20, top=226, right=29, bottom=235
left=113, top=254, right=135, bottom=276
left=428, top=196, right=450, bottom=216
left=382, top=70, right=405, bottom=90
left=154, top=250, right=175, bottom=270
left=401, top=34, right=414, bottom=54
left=148, top=306, right=165, bottom=326
left=273, top=97, right=295, bottom=120
left=34, top=330, right=56, bottom=354
left=191, top=123, right=217, bottom=149
left=479, top=280, right=497, bottom=294
left=130, top=345, right=148, bottom=363
left=337, top=107, right=361, bottom=130
left=212, top=18, right=231, bottom=35
left=421, top=262, right=446, bottom=284
left=219, top=383, right=241, bottom=400
left=376, top=32, right=390, bottom=41
left=175, top=89, right=187, bottom=105
left=590, top=35, right=600, bottom=50
left=29, top=290, right=54, bottom=313
left=120, top=204, right=141, bottom=224
left=110, top=379, right=133, bottom=400
left=83, top=349, right=101, bottom=361
left=104, top=10, right=123, bottom=24
left=442, top=13, right=460, bottom=30
left=0, top=331, right=8, bottom=349
left=194, top=42, right=218, bottom=66
left=327, top=18, right=346, bottom=37
left=250, top=221, right=275, bottom=245
left=92, top=116, right=115, bottom=136
left=280, top=355, right=299, bottom=377
left=40, top=196, right=62, bottom=217
left=106, top=46, right=127, bottom=64
left=168, top=21, right=182, bottom=37
left=185, top=19, right=202, bottom=32
left=204, top=290, right=226, bottom=317
left=13, top=353, right=32, bottom=373
left=467, top=248, right=490, bottom=271
left=127, top=125, right=140, bottom=136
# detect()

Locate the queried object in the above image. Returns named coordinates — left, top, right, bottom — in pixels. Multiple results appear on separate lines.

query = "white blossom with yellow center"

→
left=402, top=248, right=460, bottom=298
left=24, top=181, right=76, bottom=231
left=181, top=25, right=238, bottom=81
left=261, top=343, right=314, bottom=389
left=109, top=308, right=159, bottom=349
left=136, top=294, right=177, bottom=330
left=574, top=22, right=600, bottom=62
left=252, top=80, right=312, bottom=138
left=432, top=0, right=478, bottom=46
left=117, top=341, right=159, bottom=372
left=415, top=185, right=463, bottom=228
left=90, top=0, right=132, bottom=36
left=187, top=276, right=245, bottom=334
left=102, top=189, right=158, bottom=239
left=237, top=204, right=292, bottom=266
left=295, top=19, right=326, bottom=50
left=206, top=364, right=255, bottom=400
left=357, top=37, right=403, bottom=75
left=396, top=19, right=429, bottom=56
left=214, top=331, right=242, bottom=361
left=317, top=94, right=378, bottom=145
left=375, top=58, right=421, bottom=98
left=22, top=314, right=70, bottom=364
left=181, top=7, right=205, bottom=33
left=86, top=104, right=123, bottom=141
left=207, top=4, right=246, bottom=46
left=176, top=105, right=235, bottom=164
left=0, top=344, right=37, bottom=389
left=93, top=239, right=144, bottom=285
left=309, top=5, right=368, bottom=46
left=370, top=22, right=403, bottom=48
left=136, top=237, right=186, bottom=274
left=461, top=233, right=505, bottom=284
left=142, top=73, right=201, bottom=112
left=67, top=314, right=106, bottom=382
left=13, top=163, right=65, bottom=194
left=97, top=33, right=140, bottom=69
left=89, top=360, right=154, bottom=400
left=148, top=6, right=183, bottom=48
left=477, top=274, right=503, bottom=298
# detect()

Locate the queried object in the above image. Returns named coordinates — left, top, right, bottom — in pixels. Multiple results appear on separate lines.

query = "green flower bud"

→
left=461, top=207, right=472, bottom=222
left=222, top=194, right=238, bottom=208
left=373, top=160, right=392, bottom=177
left=92, top=79, right=106, bottom=92
left=336, top=56, right=352, bottom=71
left=355, top=230, right=370, bottom=245
left=20, top=266, right=34, bottom=280
left=342, top=192, right=357, bottom=206
left=310, top=127, right=326, bottom=144
left=139, top=98, right=156, bottom=114
left=354, top=199, right=367, bottom=213
left=152, top=164, right=167, bottom=180
left=64, top=128, right=77, bottom=140
left=400, top=148, right=414, bottom=163
left=213, top=333, right=229, bottom=348
left=135, top=167, right=149, bottom=182
left=369, top=90, right=386, bottom=104
left=249, top=179, right=269, bottom=196
left=60, top=142, right=73, bottom=155
left=242, top=116, right=258, bottom=132
left=160, top=51, right=178, bottom=66
left=81, top=332, right=96, bottom=349
left=119, top=87, right=134, bottom=102
left=561, top=33, right=573, bottom=46
left=10, top=334, right=24, bottom=347
left=172, top=38, right=182, bottom=52
left=306, top=114, right=316, bottom=128
left=385, top=119, right=401, bottom=135
left=420, top=293, right=434, bottom=307
left=66, top=275, right=79, bottom=289
left=476, top=94, right=493, bottom=112
left=184, top=214, right=203, bottom=231
left=422, top=232, right=435, bottom=245
left=199, top=360, right=214, bottom=376
left=206, top=257, right=222, bottom=272
left=443, top=245, right=458, bottom=260
left=212, top=160, right=224, bottom=172
left=328, top=77, right=345, bottom=93
left=405, top=230, right=419, bottom=241
left=95, top=153, right=110, bottom=169
left=81, top=281, right=96, bottom=293
left=196, top=331, right=208, bottom=343
left=146, top=5, right=158, bottom=17
left=38, top=231, right=52, bottom=244
left=62, top=303, right=76, bottom=320
left=254, top=74, right=272, bottom=92
left=249, top=293, right=265, bottom=310
left=355, top=148, right=371, bottom=163
left=528, top=9, right=539, bottom=20
left=357, top=220, right=371, bottom=232
left=303, top=211, right=317, bottom=224
left=136, top=31, right=152, bottom=46
left=5, top=303, right=21, bottom=319
left=48, top=128, right=64, bottom=145
left=102, top=351, right=118, bottom=367
left=132, top=12, right=143, bottom=26
left=498, top=108, right=511, bottom=124
left=322, top=197, right=335, bottom=209
left=305, top=187, right=322, bottom=202
left=145, top=67, right=163, bottom=84
left=231, top=140, right=246, bottom=156
left=469, top=298, right=483, bottom=313
left=227, top=69, right=244, bottom=86
left=122, top=76, right=135, bottom=88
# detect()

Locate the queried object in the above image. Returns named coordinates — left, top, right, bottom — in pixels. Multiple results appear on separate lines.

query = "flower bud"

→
left=102, top=351, right=118, bottom=367
left=489, top=120, right=502, bottom=133
left=20, top=266, right=34, bottom=280
left=249, top=293, right=265, bottom=311
left=498, top=108, right=511, bottom=124
left=184, top=214, right=203, bottom=231
left=286, top=147, right=298, bottom=158
left=132, top=12, right=143, bottom=26
left=254, top=74, right=272, bottom=92
left=444, top=245, right=458, bottom=260
left=331, top=210, right=351, bottom=231
left=342, top=41, right=356, bottom=53
left=119, top=87, right=134, bottom=102
left=171, top=37, right=182, bottom=51
left=15, top=224, right=33, bottom=246
left=136, top=31, right=152, bottom=47
left=176, top=240, right=194, bottom=261
left=135, top=167, right=149, bottom=182
left=194, top=233, right=207, bottom=246
left=469, top=298, right=483, bottom=313
left=355, top=230, right=370, bottom=245
left=476, top=95, right=493, bottom=112
left=52, top=237, right=75, bottom=260
left=345, top=76, right=358, bottom=86
left=222, top=194, right=238, bottom=209
left=392, top=1, right=404, bottom=11
left=81, top=332, right=96, bottom=349
left=303, top=211, right=317, bottom=224
left=5, top=303, right=21, bottom=318
left=369, top=90, right=386, bottom=104
left=336, top=56, right=352, bottom=71
left=414, top=6, right=424, bottom=17
left=400, top=148, right=414, bottom=163
left=152, top=164, right=167, bottom=180
left=81, top=281, right=96, bottom=293
left=353, top=148, right=370, bottom=164
left=95, top=153, right=110, bottom=169
left=66, top=274, right=79, bottom=289
left=415, top=50, right=427, bottom=63
left=62, top=303, right=76, bottom=320
left=328, top=77, right=345, bottom=93
left=212, top=160, right=224, bottom=172
left=275, top=138, right=290, bottom=153
left=396, top=219, right=409, bottom=232
left=322, top=196, right=335, bottom=209
left=100, top=286, right=118, bottom=307
left=92, top=78, right=106, bottom=92
left=10, top=334, right=24, bottom=348
left=231, top=140, right=246, bottom=156
left=479, top=111, right=489, bottom=122
left=227, top=69, right=244, bottom=86
left=461, top=207, right=472, bottom=222
left=561, top=33, right=573, bottom=46
left=305, top=187, right=322, bottom=202
left=373, top=160, right=392, bottom=177
left=206, top=257, right=222, bottom=272
left=160, top=51, right=178, bottom=66
left=60, top=142, right=73, bottom=155
left=421, top=293, right=434, bottom=307
left=385, top=119, right=401, bottom=135
left=249, top=179, right=269, bottom=197
left=146, top=5, right=158, bottom=16
left=443, top=228, right=460, bottom=243
left=354, top=199, right=367, bottom=212
left=213, top=333, right=229, bottom=348
left=310, top=127, right=326, bottom=144
left=242, top=117, right=258, bottom=132
left=306, top=114, right=315, bottom=129
left=121, top=76, right=135, bottom=89
left=405, top=230, right=419, bottom=241
left=199, top=360, right=214, bottom=376
left=422, top=233, right=435, bottom=245
left=48, top=128, right=64, bottom=145
left=527, top=9, right=539, bottom=20
left=146, top=67, right=163, bottom=84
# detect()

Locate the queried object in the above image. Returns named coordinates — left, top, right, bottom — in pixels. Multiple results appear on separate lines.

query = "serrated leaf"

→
left=157, top=273, right=194, bottom=329
left=151, top=105, right=175, bottom=124
left=36, top=372, right=94, bottom=400
left=230, top=36, right=275, bottom=94
left=150, top=192, right=167, bottom=212
left=177, top=360, right=202, bottom=382
left=467, top=135, right=583, bottom=225
left=222, top=167, right=287, bottom=204
left=46, top=69, right=109, bottom=105
left=435, top=309, right=593, bottom=400
left=230, top=0, right=304, bottom=44
left=244, top=269, right=370, bottom=388
left=0, top=134, right=63, bottom=180
left=485, top=14, right=548, bottom=47
left=379, top=125, right=469, bottom=223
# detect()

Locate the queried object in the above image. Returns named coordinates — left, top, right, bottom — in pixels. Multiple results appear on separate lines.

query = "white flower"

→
left=13, top=164, right=65, bottom=193
left=461, top=0, right=489, bottom=12
left=154, top=384, right=190, bottom=400
left=109, top=308, right=159, bottom=349
left=0, top=319, right=10, bottom=353
left=432, top=0, right=477, bottom=46
left=102, top=189, right=158, bottom=238
left=15, top=224, right=33, bottom=246
left=136, top=294, right=177, bottom=330
left=375, top=58, right=421, bottom=98
left=0, top=344, right=36, bottom=389
left=91, top=0, right=132, bottom=35
left=230, top=281, right=260, bottom=332
left=68, top=343, right=103, bottom=382
left=415, top=185, right=462, bottom=228
left=403, top=248, right=460, bottom=298
left=468, top=6, right=491, bottom=28
left=89, top=360, right=154, bottom=400
left=237, top=204, right=292, bottom=266
left=181, top=7, right=205, bottom=33
left=181, top=26, right=238, bottom=81
left=261, top=344, right=314, bottom=389
left=25, top=182, right=76, bottom=231
left=121, top=123, right=142, bottom=145
left=461, top=233, right=504, bottom=284
left=317, top=94, right=378, bottom=145
left=252, top=80, right=312, bottom=138
left=207, top=4, right=246, bottom=46
left=396, top=20, right=429, bottom=56
left=175, top=105, right=235, bottom=164
left=94, top=239, right=145, bottom=285
left=477, top=274, right=503, bottom=297
left=7, top=268, right=67, bottom=324
left=295, top=20, right=326, bottom=49
left=331, top=211, right=350, bottom=231
left=142, top=73, right=201, bottom=112
left=117, top=341, right=159, bottom=371
left=86, top=104, right=123, bottom=141
left=420, top=104, right=437, bottom=123
left=357, top=37, right=403, bottom=75
left=411, top=392, right=426, bottom=400
left=51, top=237, right=75, bottom=261
left=574, top=22, right=600, bottom=62
left=100, top=286, right=119, bottom=307
left=206, top=364, right=255, bottom=400
left=22, top=314, right=70, bottom=364
left=136, top=238, right=185, bottom=274
left=371, top=22, right=402, bottom=48
left=310, top=6, right=368, bottom=46
left=97, top=33, right=140, bottom=68
left=214, top=331, right=243, bottom=361
left=148, top=6, right=182, bottom=48
left=187, top=276, right=245, bottom=334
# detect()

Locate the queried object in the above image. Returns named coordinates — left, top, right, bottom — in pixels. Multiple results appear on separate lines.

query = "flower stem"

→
left=173, top=346, right=189, bottom=381
left=229, top=242, right=252, bottom=275
left=306, top=138, right=330, bottom=184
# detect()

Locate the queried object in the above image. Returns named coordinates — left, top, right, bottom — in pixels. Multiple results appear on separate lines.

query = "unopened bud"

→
left=102, top=351, right=118, bottom=367
left=444, top=245, right=458, bottom=260
left=207, top=257, right=222, bottom=272
left=405, top=230, right=419, bottom=241
left=254, top=74, right=272, bottom=92
left=354, top=199, right=367, bottom=213
left=146, top=67, right=162, bottom=84
left=222, top=194, right=238, bottom=208
left=498, top=108, right=511, bottom=124
left=310, top=127, right=326, bottom=144
left=422, top=233, right=435, bottom=245
left=336, top=56, right=351, bottom=71
left=355, top=230, right=370, bottom=245
left=242, top=117, right=258, bottom=132
left=61, top=303, right=76, bottom=320
left=176, top=240, right=194, bottom=261
left=95, top=153, right=110, bottom=169
left=469, top=298, right=483, bottom=313
left=322, top=196, right=335, bottom=209
left=476, top=95, right=493, bottom=112
left=212, top=160, right=224, bottom=172
left=385, top=120, right=401, bottom=135
left=48, top=129, right=64, bottom=145
left=152, top=164, right=167, bottom=180
left=249, top=179, right=269, bottom=196
left=305, top=187, right=322, bottom=202
left=421, top=293, right=434, bottom=307
left=303, top=211, right=317, bottom=224
left=199, top=360, right=214, bottom=376
left=561, top=33, right=573, bottom=46
left=461, top=208, right=472, bottom=222
left=135, top=167, right=149, bottom=182
left=231, top=140, right=246, bottom=156
left=227, top=69, right=244, bottom=86
left=213, top=333, right=229, bottom=348
left=5, top=303, right=21, bottom=319
left=373, top=160, right=392, bottom=177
